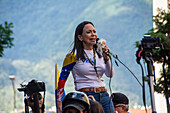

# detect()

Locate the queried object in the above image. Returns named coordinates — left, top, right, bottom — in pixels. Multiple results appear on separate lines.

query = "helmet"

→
left=62, top=91, right=90, bottom=112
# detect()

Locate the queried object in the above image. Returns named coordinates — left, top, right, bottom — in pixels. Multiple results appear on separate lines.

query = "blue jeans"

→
left=84, top=91, right=114, bottom=113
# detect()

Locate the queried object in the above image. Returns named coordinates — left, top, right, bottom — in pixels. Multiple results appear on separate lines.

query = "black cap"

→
left=111, top=93, right=129, bottom=105
left=63, top=101, right=86, bottom=113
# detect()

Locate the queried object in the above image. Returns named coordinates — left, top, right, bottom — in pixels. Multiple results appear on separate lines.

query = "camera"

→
left=141, top=35, right=161, bottom=50
left=18, top=79, right=46, bottom=96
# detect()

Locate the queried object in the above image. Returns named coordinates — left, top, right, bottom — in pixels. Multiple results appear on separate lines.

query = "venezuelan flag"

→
left=55, top=53, right=77, bottom=113
left=55, top=63, right=65, bottom=113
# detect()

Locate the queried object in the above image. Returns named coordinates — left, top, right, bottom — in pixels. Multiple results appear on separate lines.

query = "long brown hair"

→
left=71, top=21, right=95, bottom=61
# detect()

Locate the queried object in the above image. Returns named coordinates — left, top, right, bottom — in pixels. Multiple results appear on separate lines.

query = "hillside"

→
left=0, top=0, right=153, bottom=112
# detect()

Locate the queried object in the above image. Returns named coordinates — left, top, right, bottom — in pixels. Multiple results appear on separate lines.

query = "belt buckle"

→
left=94, top=88, right=97, bottom=93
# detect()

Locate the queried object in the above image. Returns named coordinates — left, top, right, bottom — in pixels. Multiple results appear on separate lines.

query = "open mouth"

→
left=89, top=38, right=96, bottom=41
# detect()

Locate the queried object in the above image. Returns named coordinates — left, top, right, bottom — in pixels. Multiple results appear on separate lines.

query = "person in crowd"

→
left=56, top=21, right=114, bottom=113
left=111, top=92, right=129, bottom=113
left=89, top=100, right=105, bottom=113
left=62, top=91, right=90, bottom=113
left=27, top=92, right=44, bottom=113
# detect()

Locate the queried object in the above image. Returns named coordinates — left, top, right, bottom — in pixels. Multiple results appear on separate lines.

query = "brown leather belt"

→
left=79, top=87, right=107, bottom=93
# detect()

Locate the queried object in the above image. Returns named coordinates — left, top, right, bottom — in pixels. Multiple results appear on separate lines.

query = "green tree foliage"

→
left=0, top=21, right=14, bottom=57
left=137, top=7, right=170, bottom=96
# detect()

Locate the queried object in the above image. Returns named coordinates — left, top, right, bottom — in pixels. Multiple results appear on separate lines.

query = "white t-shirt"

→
left=72, top=49, right=114, bottom=90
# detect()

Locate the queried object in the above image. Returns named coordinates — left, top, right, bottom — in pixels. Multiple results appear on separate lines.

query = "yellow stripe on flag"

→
left=63, top=53, right=76, bottom=67
left=55, top=63, right=60, bottom=90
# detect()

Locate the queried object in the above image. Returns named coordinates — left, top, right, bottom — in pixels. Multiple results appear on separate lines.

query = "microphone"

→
left=96, top=38, right=112, bottom=55
left=96, top=38, right=117, bottom=59
left=96, top=38, right=107, bottom=54
left=103, top=49, right=111, bottom=55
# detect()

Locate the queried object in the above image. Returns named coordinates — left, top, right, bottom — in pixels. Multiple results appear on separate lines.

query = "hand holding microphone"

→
left=96, top=38, right=110, bottom=63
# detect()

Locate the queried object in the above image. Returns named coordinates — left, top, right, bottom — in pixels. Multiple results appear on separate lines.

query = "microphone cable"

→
left=136, top=45, right=147, bottom=113
left=138, top=61, right=148, bottom=113
left=108, top=51, right=143, bottom=87
left=108, top=54, right=113, bottom=113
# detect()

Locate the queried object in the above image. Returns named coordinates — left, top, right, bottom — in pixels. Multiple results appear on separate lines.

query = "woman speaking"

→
left=56, top=21, right=114, bottom=113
